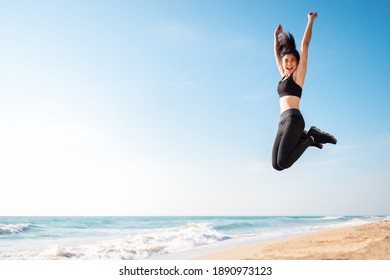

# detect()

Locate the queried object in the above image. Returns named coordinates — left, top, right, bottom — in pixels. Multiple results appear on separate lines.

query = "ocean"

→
left=0, top=216, right=388, bottom=260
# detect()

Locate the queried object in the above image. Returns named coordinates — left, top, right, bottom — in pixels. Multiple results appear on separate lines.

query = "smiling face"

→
left=282, top=54, right=298, bottom=76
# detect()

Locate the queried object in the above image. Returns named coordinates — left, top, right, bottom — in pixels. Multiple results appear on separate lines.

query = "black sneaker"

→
left=308, top=126, right=337, bottom=145
left=302, top=130, right=323, bottom=149
left=311, top=141, right=323, bottom=149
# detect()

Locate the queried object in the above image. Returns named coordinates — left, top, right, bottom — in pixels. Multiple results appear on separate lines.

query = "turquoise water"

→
left=0, top=216, right=388, bottom=259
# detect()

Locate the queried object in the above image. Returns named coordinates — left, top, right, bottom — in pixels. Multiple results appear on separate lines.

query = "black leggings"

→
left=272, top=109, right=312, bottom=171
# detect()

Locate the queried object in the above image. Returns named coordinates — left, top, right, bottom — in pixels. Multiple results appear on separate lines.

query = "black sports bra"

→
left=277, top=74, right=302, bottom=98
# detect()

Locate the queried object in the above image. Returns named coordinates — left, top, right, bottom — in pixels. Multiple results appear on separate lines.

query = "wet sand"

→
left=195, top=221, right=390, bottom=260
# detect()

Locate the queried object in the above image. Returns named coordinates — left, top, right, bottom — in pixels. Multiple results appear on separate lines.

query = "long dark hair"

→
left=278, top=32, right=300, bottom=62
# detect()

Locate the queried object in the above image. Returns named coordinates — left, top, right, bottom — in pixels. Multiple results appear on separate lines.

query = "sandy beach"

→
left=195, top=220, right=390, bottom=260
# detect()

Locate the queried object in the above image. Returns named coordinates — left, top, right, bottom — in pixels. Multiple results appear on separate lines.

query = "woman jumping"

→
left=272, top=12, right=336, bottom=171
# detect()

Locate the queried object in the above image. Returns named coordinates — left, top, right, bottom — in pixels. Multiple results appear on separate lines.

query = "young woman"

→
left=272, top=12, right=336, bottom=171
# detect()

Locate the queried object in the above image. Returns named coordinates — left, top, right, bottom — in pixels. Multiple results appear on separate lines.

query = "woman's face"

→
left=282, top=54, right=298, bottom=76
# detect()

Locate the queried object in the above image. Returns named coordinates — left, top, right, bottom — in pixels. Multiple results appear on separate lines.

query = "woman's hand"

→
left=275, top=24, right=283, bottom=37
left=308, top=12, right=318, bottom=21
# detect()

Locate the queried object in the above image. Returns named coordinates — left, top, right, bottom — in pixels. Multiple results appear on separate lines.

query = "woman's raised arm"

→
left=274, top=24, right=284, bottom=76
left=295, top=12, right=318, bottom=86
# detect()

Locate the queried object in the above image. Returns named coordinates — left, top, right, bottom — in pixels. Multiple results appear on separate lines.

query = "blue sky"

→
left=0, top=0, right=389, bottom=216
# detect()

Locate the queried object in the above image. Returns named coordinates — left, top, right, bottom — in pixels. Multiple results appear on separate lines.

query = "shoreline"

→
left=194, top=220, right=390, bottom=260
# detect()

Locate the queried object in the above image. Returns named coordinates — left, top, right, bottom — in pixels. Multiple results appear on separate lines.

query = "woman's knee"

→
left=272, top=160, right=285, bottom=171
left=275, top=158, right=291, bottom=170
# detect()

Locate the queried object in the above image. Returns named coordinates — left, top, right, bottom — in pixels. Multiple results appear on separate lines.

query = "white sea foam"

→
left=0, top=222, right=231, bottom=260
left=1, top=216, right=388, bottom=260
left=321, top=216, right=345, bottom=220
left=0, top=224, right=30, bottom=235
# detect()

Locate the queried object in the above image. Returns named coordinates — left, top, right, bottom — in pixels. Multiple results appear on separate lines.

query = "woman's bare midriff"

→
left=279, top=95, right=301, bottom=113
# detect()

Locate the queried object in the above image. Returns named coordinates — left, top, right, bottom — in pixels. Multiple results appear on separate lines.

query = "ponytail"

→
left=278, top=32, right=300, bottom=62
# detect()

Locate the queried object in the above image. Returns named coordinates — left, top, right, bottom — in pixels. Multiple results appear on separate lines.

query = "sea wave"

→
left=0, top=222, right=231, bottom=260
left=321, top=216, right=346, bottom=220
left=1, top=216, right=389, bottom=260
left=0, top=224, right=30, bottom=235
